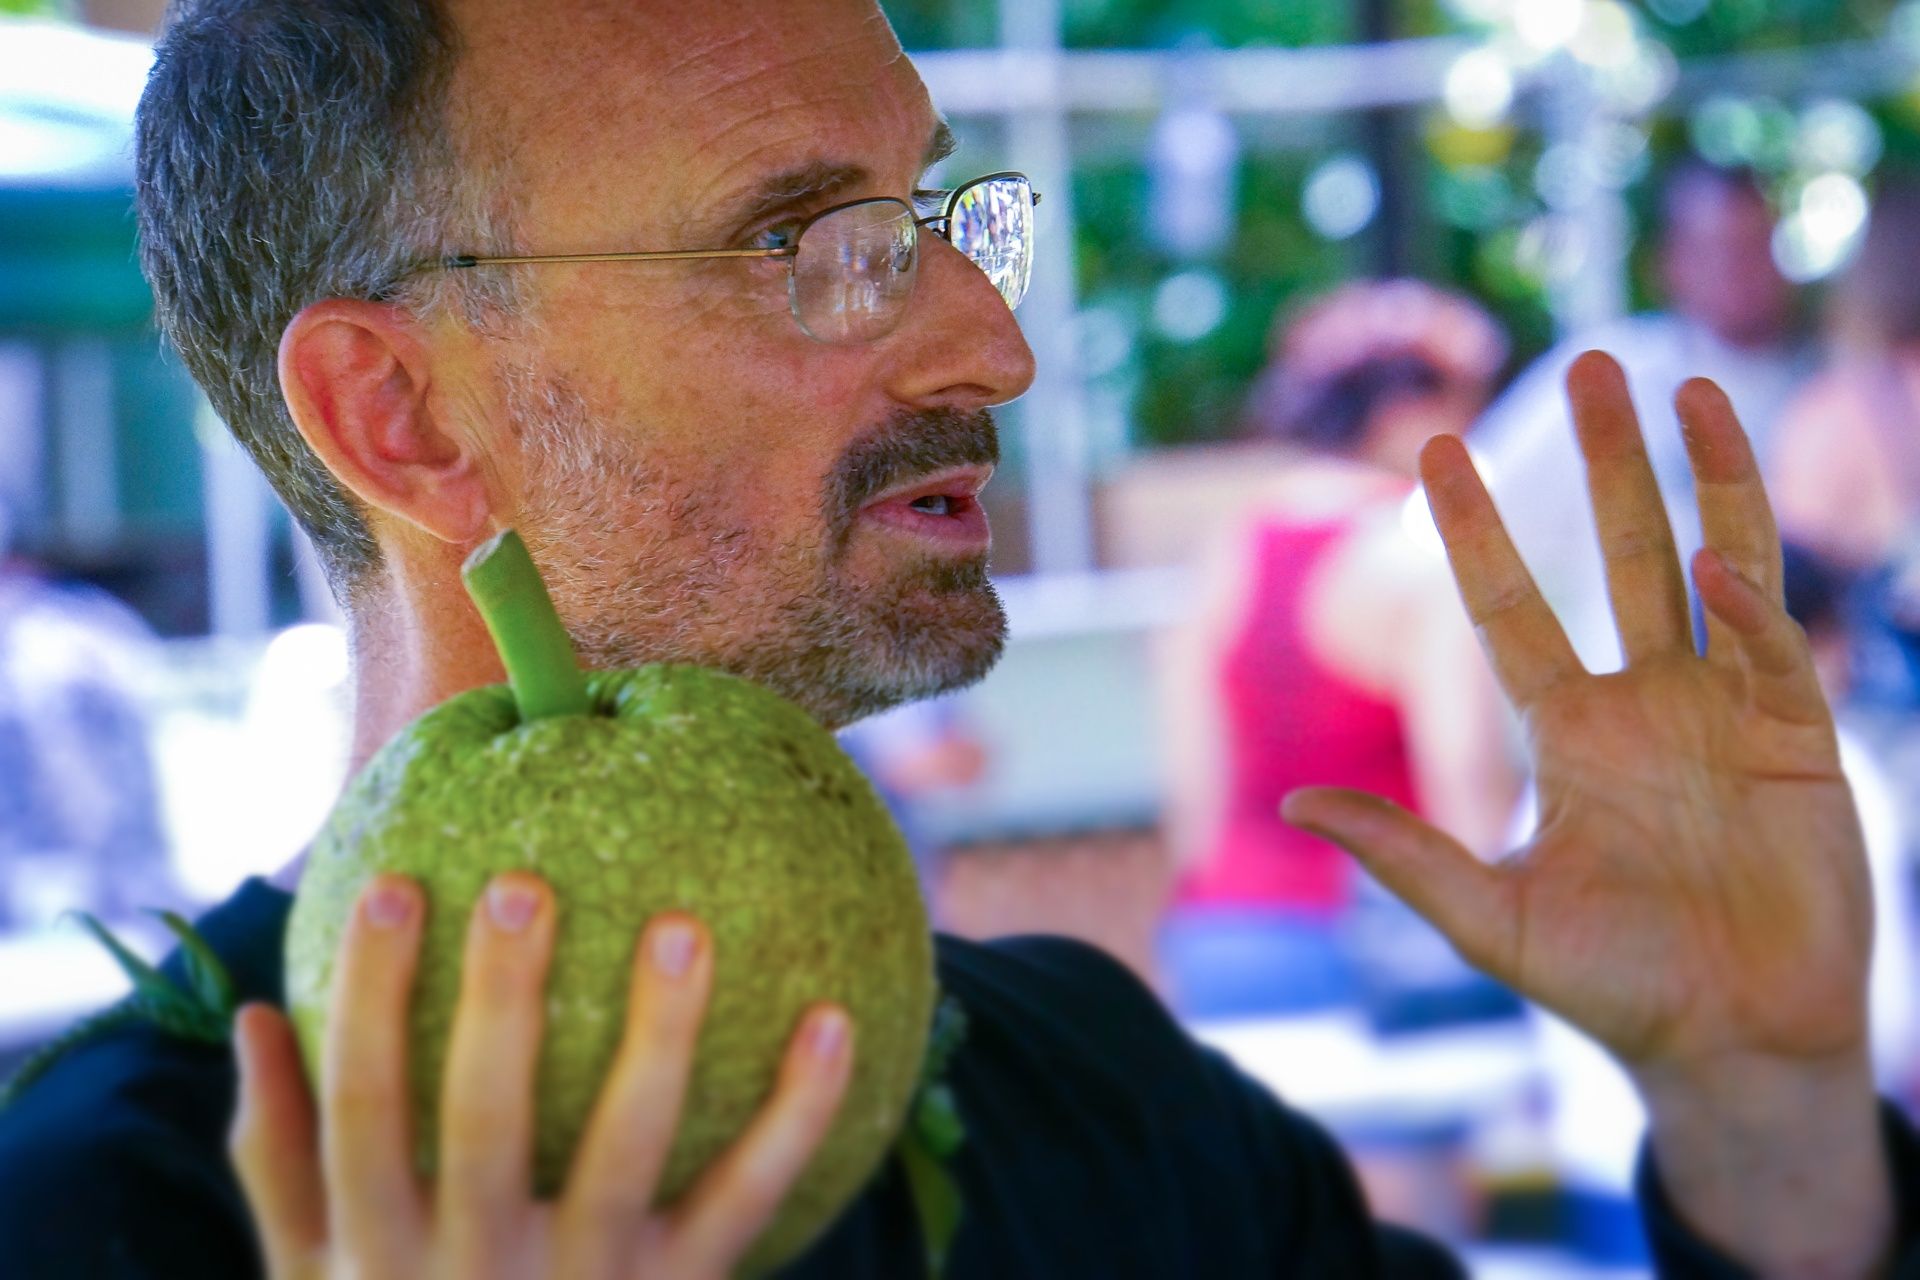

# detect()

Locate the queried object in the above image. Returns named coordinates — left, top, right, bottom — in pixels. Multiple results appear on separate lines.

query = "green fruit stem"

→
left=461, top=529, right=591, bottom=722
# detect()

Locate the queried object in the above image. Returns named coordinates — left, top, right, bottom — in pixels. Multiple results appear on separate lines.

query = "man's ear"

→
left=277, top=299, right=493, bottom=546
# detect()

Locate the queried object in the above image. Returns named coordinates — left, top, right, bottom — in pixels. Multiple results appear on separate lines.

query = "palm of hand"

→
left=1506, top=658, right=1869, bottom=1066
left=1286, top=354, right=1875, bottom=1076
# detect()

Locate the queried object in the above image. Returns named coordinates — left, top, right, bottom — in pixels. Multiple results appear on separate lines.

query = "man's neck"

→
left=344, top=617, right=487, bottom=778
left=274, top=557, right=505, bottom=893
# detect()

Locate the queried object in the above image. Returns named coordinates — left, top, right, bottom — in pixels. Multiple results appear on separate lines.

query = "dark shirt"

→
left=0, top=878, right=1913, bottom=1277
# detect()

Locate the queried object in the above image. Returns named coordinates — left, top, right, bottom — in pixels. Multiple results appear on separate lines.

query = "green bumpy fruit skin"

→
left=285, top=664, right=936, bottom=1277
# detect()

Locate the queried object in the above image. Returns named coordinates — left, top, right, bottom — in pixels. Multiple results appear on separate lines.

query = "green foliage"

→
left=1062, top=0, right=1352, bottom=49
left=882, top=0, right=1000, bottom=48
left=885, top=0, right=1920, bottom=452
left=1072, top=146, right=1364, bottom=447
left=880, top=0, right=1466, bottom=49
left=1635, top=0, right=1891, bottom=55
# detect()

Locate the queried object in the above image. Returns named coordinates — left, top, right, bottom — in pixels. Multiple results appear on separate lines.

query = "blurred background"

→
left=9, top=0, right=1920, bottom=1272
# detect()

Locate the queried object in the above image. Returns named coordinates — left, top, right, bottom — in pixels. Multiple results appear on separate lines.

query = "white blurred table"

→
left=1461, top=1246, right=1648, bottom=1279
left=1187, top=1009, right=1543, bottom=1134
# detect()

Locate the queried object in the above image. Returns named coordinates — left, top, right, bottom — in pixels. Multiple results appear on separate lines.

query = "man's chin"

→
left=781, top=564, right=1007, bottom=730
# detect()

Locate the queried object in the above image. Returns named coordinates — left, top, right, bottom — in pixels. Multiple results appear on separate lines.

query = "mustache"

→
left=825, top=407, right=1000, bottom=546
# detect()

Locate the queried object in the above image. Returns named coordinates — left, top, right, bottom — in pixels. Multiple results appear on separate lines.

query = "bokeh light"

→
left=1445, top=46, right=1518, bottom=128
left=1301, top=153, right=1381, bottom=240
left=1152, top=269, right=1231, bottom=343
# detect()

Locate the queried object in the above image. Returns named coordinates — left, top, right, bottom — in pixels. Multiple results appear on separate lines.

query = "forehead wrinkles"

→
left=455, top=1, right=924, bottom=222
left=666, top=33, right=931, bottom=213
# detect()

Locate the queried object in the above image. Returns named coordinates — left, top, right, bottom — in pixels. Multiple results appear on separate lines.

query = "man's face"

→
left=1661, top=181, right=1795, bottom=350
left=444, top=0, right=1035, bottom=729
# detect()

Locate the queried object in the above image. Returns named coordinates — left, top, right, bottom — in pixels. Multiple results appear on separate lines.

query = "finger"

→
left=1567, top=351, right=1693, bottom=662
left=1676, top=378, right=1784, bottom=669
left=554, top=915, right=712, bottom=1263
left=1420, top=433, right=1585, bottom=707
left=435, top=873, right=555, bottom=1240
left=665, top=1005, right=854, bottom=1275
left=229, top=1002, right=327, bottom=1275
left=1281, top=787, right=1516, bottom=981
left=1694, top=548, right=1830, bottom=726
left=322, top=874, right=427, bottom=1259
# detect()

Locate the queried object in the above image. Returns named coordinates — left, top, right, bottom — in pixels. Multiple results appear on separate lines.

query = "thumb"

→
left=1281, top=787, right=1514, bottom=980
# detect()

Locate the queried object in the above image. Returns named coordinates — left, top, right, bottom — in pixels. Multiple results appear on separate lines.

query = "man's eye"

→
left=913, top=188, right=950, bottom=217
left=751, top=220, right=802, bottom=252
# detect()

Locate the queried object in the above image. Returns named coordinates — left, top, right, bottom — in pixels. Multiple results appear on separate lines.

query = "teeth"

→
left=910, top=495, right=953, bottom=516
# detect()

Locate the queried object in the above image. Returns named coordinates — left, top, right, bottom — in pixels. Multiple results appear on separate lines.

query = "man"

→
left=0, top=2, right=1908, bottom=1276
left=1475, top=158, right=1812, bottom=672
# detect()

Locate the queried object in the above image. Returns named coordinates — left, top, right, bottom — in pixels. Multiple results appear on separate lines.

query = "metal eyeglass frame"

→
left=428, top=171, right=1040, bottom=336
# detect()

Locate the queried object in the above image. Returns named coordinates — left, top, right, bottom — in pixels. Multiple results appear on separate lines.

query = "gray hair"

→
left=135, top=0, right=517, bottom=612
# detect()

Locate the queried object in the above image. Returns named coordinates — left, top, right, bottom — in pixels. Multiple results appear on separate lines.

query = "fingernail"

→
left=364, top=883, right=414, bottom=928
left=651, top=922, right=697, bottom=978
left=488, top=880, right=539, bottom=932
left=810, top=1010, right=847, bottom=1061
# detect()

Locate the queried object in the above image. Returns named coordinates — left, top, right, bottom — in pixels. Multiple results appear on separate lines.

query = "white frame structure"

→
left=917, top=22, right=1920, bottom=579
left=7, top=15, right=1920, bottom=624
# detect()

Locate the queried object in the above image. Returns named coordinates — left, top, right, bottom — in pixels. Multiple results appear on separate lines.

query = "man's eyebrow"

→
left=726, top=161, right=870, bottom=234
left=717, top=122, right=957, bottom=236
left=924, top=120, right=958, bottom=171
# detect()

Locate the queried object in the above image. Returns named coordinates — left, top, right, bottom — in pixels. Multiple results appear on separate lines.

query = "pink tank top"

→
left=1175, top=516, right=1422, bottom=914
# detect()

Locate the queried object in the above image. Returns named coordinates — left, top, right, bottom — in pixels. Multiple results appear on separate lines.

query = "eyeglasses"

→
left=430, top=171, right=1039, bottom=345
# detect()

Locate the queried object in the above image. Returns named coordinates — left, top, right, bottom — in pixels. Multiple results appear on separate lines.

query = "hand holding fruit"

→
left=233, top=530, right=939, bottom=1277
left=229, top=884, right=853, bottom=1279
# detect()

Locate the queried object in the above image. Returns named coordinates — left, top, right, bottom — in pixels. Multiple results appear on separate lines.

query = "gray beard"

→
left=502, top=362, right=1006, bottom=730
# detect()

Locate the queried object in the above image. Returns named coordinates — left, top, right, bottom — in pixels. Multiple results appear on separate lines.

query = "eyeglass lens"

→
left=788, top=176, right=1035, bottom=344
left=948, top=176, right=1035, bottom=311
left=788, top=199, right=920, bottom=344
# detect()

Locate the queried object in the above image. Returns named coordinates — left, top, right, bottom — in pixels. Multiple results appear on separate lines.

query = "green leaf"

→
left=894, top=989, right=970, bottom=1278
left=914, top=1082, right=966, bottom=1159
left=0, top=1005, right=147, bottom=1111
left=899, top=1129, right=964, bottom=1280
left=63, top=911, right=181, bottom=1010
left=148, top=909, right=237, bottom=1026
left=922, top=995, right=969, bottom=1081
left=126, top=991, right=227, bottom=1046
left=0, top=911, right=240, bottom=1114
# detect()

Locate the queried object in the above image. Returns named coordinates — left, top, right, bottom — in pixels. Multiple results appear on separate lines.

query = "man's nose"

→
left=883, top=234, right=1037, bottom=409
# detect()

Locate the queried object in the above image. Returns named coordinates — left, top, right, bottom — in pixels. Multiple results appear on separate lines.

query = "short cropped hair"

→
left=135, top=0, right=515, bottom=610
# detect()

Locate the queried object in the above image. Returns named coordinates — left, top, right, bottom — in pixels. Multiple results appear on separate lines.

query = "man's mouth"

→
left=856, top=465, right=994, bottom=552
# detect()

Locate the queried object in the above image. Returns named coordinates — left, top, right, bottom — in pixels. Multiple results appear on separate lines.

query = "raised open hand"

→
left=1284, top=350, right=1873, bottom=1077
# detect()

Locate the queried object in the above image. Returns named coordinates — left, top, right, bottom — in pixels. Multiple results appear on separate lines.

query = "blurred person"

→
left=1154, top=281, right=1522, bottom=1020
left=1771, top=178, right=1920, bottom=575
left=0, top=3, right=1910, bottom=1277
left=1769, top=179, right=1920, bottom=711
left=1474, top=157, right=1811, bottom=670
left=0, top=498, right=174, bottom=928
